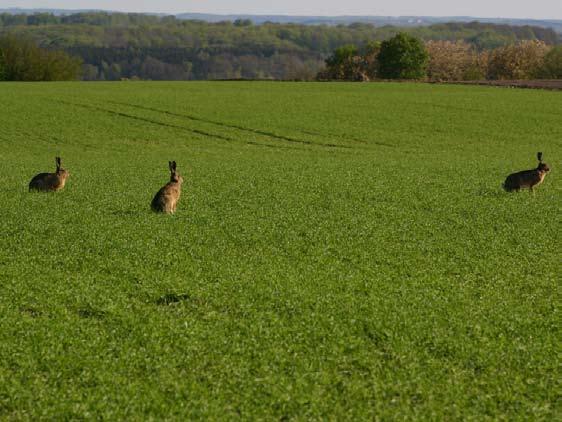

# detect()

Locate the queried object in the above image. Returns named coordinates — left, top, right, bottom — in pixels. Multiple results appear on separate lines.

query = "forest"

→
left=0, top=12, right=560, bottom=81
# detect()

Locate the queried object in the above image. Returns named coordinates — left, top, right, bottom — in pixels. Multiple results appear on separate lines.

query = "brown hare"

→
left=151, top=161, right=184, bottom=214
left=503, top=152, right=550, bottom=192
left=29, top=157, right=70, bottom=192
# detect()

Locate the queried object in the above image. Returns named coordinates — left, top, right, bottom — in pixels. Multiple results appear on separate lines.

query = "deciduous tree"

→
left=487, top=40, right=549, bottom=80
left=317, top=45, right=365, bottom=81
left=539, top=45, right=562, bottom=78
left=377, top=33, right=428, bottom=79
left=425, top=40, right=484, bottom=81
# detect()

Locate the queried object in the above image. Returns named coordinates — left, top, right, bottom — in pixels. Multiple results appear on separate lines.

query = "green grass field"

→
left=0, top=82, right=560, bottom=419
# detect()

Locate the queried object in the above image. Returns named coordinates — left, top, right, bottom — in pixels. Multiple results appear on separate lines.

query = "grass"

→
left=0, top=81, right=560, bottom=419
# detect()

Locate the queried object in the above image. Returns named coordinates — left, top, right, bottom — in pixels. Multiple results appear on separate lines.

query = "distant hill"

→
left=0, top=8, right=105, bottom=15
left=175, top=13, right=562, bottom=33
left=1, top=8, right=561, bottom=33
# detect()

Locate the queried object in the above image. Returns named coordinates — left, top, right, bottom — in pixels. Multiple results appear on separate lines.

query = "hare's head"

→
left=537, top=152, right=550, bottom=173
left=55, top=157, right=70, bottom=180
left=169, top=161, right=183, bottom=184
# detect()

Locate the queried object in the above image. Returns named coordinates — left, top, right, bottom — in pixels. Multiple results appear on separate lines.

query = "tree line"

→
left=0, top=12, right=560, bottom=81
left=0, top=35, right=81, bottom=81
left=317, top=33, right=562, bottom=81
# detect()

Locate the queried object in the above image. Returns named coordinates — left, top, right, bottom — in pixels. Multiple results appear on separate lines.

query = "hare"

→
left=29, top=157, right=70, bottom=192
left=151, top=161, right=184, bottom=214
left=503, top=152, right=550, bottom=192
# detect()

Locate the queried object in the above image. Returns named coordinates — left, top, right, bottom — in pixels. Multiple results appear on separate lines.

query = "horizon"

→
left=4, top=1, right=562, bottom=20
left=4, top=8, right=562, bottom=21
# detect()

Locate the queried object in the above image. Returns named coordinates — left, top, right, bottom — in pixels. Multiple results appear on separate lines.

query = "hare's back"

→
left=504, top=169, right=538, bottom=190
left=29, top=172, right=56, bottom=190
left=151, top=184, right=179, bottom=212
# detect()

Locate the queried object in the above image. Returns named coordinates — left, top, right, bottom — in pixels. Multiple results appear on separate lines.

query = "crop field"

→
left=0, top=81, right=560, bottom=419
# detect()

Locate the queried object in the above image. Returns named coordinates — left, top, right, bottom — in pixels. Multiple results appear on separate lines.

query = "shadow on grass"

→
left=76, top=305, right=107, bottom=320
left=20, top=306, right=42, bottom=318
left=476, top=186, right=509, bottom=198
left=156, top=293, right=191, bottom=306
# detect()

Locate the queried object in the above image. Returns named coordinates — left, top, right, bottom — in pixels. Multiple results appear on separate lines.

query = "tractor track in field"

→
left=3, top=129, right=56, bottom=147
left=245, top=141, right=308, bottom=151
left=54, top=100, right=237, bottom=143
left=52, top=100, right=368, bottom=152
left=106, top=100, right=352, bottom=149
left=53, top=99, right=356, bottom=152
left=299, top=129, right=396, bottom=148
left=298, top=129, right=366, bottom=145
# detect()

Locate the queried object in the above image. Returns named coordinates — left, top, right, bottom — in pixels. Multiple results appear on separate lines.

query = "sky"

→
left=4, top=0, right=562, bottom=20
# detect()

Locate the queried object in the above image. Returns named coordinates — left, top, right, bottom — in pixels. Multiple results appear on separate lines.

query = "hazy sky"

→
left=6, top=1, right=562, bottom=19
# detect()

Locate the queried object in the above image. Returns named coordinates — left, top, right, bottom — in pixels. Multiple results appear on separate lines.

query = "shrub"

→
left=538, top=45, right=562, bottom=79
left=377, top=33, right=428, bottom=79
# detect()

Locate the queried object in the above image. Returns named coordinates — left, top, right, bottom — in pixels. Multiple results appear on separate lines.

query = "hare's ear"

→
left=537, top=152, right=543, bottom=163
left=168, top=161, right=173, bottom=172
left=172, top=161, right=177, bottom=171
left=55, top=157, right=61, bottom=170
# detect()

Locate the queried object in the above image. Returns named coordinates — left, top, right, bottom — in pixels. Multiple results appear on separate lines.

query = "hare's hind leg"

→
left=164, top=200, right=175, bottom=214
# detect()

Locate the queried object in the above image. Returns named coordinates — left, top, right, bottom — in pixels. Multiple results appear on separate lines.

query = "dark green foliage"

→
left=539, top=45, right=562, bottom=78
left=317, top=42, right=382, bottom=81
left=377, top=32, right=429, bottom=79
left=319, top=45, right=360, bottom=80
left=234, top=19, right=253, bottom=27
left=0, top=35, right=82, bottom=81
left=0, top=53, right=5, bottom=79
